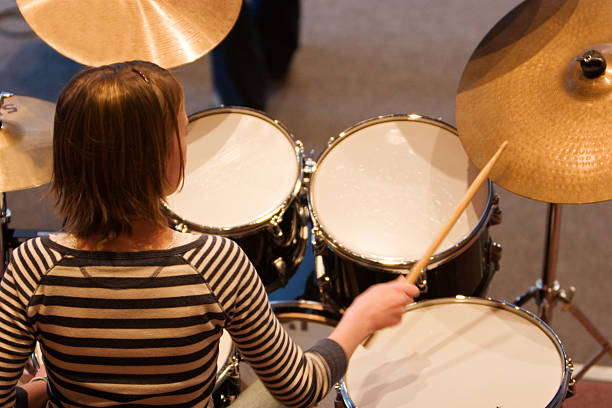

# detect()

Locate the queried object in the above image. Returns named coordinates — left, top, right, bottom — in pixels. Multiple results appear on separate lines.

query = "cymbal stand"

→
left=515, top=203, right=612, bottom=382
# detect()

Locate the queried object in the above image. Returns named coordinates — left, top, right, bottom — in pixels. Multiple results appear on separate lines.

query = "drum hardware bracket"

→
left=314, top=253, right=332, bottom=306
left=172, top=222, right=189, bottom=233
left=565, top=358, right=577, bottom=399
left=515, top=203, right=612, bottom=384
left=489, top=240, right=502, bottom=273
left=412, top=270, right=428, bottom=294
left=334, top=382, right=346, bottom=408
left=213, top=355, right=242, bottom=407
left=489, top=194, right=503, bottom=226
left=301, top=156, right=316, bottom=199
left=268, top=209, right=290, bottom=246
left=311, top=227, right=332, bottom=301
left=272, top=257, right=288, bottom=286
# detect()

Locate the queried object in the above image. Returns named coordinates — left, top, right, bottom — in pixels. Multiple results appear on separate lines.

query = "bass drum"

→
left=339, top=297, right=573, bottom=407
left=308, top=114, right=502, bottom=309
left=164, top=107, right=309, bottom=292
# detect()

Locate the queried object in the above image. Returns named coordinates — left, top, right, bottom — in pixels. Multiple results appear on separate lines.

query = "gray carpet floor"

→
left=1, top=0, right=611, bottom=374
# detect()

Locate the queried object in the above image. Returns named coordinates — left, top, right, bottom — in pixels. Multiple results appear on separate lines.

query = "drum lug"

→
left=565, top=358, right=577, bottom=399
left=295, top=139, right=304, bottom=156
left=268, top=208, right=290, bottom=246
left=303, top=156, right=316, bottom=174
left=315, top=254, right=333, bottom=304
left=415, top=272, right=428, bottom=294
left=273, top=257, right=288, bottom=285
left=302, top=155, right=316, bottom=186
left=310, top=227, right=326, bottom=253
left=489, top=194, right=503, bottom=226
left=490, top=240, right=502, bottom=271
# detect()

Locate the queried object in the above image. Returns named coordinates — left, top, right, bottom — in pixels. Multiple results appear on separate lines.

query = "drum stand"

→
left=515, top=202, right=612, bottom=382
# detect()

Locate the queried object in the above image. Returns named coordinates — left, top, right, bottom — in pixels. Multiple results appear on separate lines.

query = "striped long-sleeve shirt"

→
left=0, top=234, right=346, bottom=407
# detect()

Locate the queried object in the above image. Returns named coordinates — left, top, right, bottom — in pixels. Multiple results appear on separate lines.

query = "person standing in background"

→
left=211, top=0, right=300, bottom=110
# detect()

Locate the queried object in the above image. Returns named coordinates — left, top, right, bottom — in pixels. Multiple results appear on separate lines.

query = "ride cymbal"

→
left=0, top=94, right=54, bottom=192
left=456, top=0, right=612, bottom=204
left=16, top=0, right=242, bottom=68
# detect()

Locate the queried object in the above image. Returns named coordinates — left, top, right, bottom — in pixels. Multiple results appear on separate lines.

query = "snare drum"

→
left=340, top=297, right=572, bottom=408
left=238, top=301, right=342, bottom=407
left=164, top=107, right=309, bottom=292
left=308, top=114, right=502, bottom=309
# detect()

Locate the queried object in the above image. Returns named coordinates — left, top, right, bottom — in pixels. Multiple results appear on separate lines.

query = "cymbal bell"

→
left=16, top=0, right=242, bottom=68
left=456, top=0, right=612, bottom=204
left=0, top=95, right=54, bottom=192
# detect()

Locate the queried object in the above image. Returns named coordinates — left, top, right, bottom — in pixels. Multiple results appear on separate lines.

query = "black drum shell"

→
left=318, top=226, right=496, bottom=310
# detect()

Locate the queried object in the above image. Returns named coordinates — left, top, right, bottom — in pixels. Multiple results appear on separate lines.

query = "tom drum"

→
left=340, top=297, right=573, bottom=408
left=308, top=114, right=502, bottom=309
left=165, top=107, right=309, bottom=292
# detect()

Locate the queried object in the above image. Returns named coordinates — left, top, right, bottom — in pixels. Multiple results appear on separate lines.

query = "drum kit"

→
left=3, top=0, right=611, bottom=407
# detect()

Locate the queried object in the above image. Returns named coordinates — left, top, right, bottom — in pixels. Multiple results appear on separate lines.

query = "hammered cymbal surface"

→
left=0, top=95, right=54, bottom=192
left=16, top=0, right=242, bottom=68
left=456, top=0, right=612, bottom=204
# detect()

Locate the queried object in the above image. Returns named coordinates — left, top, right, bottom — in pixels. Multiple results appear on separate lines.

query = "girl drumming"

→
left=0, top=61, right=418, bottom=408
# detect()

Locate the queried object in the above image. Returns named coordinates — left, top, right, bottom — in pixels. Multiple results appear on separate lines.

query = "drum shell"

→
left=167, top=198, right=309, bottom=292
left=318, top=218, right=496, bottom=309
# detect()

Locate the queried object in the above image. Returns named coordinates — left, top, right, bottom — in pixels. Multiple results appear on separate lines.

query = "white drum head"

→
left=344, top=299, right=567, bottom=407
left=166, top=109, right=300, bottom=230
left=310, top=116, right=488, bottom=264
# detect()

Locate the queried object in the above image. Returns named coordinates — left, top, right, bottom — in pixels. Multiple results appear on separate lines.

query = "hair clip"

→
left=132, top=68, right=150, bottom=84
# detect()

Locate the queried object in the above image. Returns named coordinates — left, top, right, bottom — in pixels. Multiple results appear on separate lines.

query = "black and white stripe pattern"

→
left=0, top=235, right=346, bottom=408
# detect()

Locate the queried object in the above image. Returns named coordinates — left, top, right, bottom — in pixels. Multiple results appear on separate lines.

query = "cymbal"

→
left=456, top=0, right=612, bottom=204
left=16, top=0, right=242, bottom=68
left=0, top=95, right=55, bottom=192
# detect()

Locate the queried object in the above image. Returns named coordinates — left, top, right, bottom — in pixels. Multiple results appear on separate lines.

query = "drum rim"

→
left=339, top=296, right=572, bottom=408
left=271, top=300, right=343, bottom=326
left=163, top=106, right=304, bottom=237
left=308, top=113, right=495, bottom=270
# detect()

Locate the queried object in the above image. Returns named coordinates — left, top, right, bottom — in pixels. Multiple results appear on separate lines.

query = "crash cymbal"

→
left=16, top=0, right=242, bottom=68
left=0, top=94, right=54, bottom=192
left=456, top=0, right=612, bottom=204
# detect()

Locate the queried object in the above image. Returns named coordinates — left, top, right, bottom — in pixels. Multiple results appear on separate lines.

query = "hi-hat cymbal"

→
left=16, top=0, right=242, bottom=68
left=456, top=0, right=612, bottom=204
left=0, top=95, right=54, bottom=192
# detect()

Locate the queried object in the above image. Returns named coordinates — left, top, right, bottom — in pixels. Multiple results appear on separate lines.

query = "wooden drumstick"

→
left=363, top=140, right=509, bottom=348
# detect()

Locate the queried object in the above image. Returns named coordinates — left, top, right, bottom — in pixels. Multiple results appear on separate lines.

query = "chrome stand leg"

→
left=515, top=202, right=612, bottom=384
left=540, top=202, right=562, bottom=323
